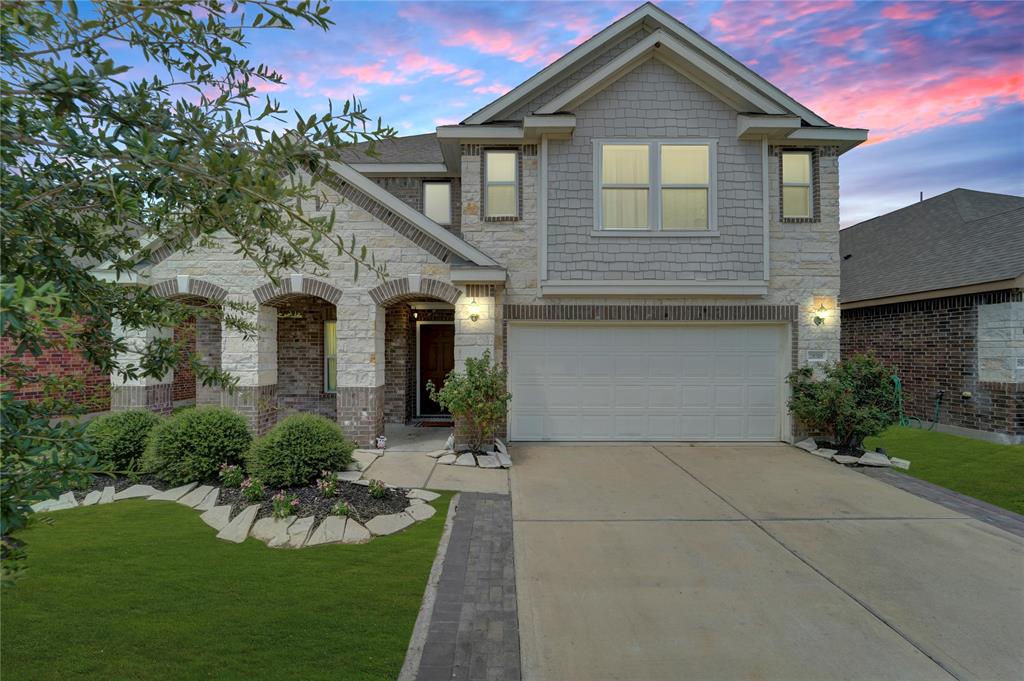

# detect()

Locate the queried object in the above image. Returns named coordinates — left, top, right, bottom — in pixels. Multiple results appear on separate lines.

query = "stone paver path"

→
left=413, top=493, right=520, bottom=681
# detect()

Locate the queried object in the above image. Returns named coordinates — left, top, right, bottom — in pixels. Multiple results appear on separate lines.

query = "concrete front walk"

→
left=511, top=444, right=1024, bottom=681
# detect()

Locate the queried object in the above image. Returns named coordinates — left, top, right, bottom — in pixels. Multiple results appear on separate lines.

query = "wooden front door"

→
left=419, top=323, right=455, bottom=416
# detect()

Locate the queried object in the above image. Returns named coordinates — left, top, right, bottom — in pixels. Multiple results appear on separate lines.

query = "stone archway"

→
left=368, top=276, right=461, bottom=307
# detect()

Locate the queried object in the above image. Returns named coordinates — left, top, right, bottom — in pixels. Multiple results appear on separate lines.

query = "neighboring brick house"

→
left=96, top=3, right=867, bottom=444
left=840, top=189, right=1024, bottom=444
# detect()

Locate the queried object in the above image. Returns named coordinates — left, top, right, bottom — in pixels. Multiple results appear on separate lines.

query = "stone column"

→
left=336, top=291, right=384, bottom=446
left=221, top=299, right=278, bottom=434
left=109, top=318, right=174, bottom=415
left=453, top=285, right=500, bottom=448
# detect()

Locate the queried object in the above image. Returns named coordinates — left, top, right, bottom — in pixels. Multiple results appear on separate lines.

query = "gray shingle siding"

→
left=546, top=58, right=765, bottom=282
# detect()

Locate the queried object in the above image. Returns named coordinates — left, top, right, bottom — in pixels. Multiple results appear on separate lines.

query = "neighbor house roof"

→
left=840, top=189, right=1024, bottom=305
left=334, top=133, right=442, bottom=164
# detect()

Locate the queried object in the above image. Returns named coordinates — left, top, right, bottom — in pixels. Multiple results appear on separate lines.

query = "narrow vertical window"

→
left=782, top=151, right=813, bottom=218
left=423, top=181, right=451, bottom=224
left=484, top=150, right=517, bottom=218
left=324, top=320, right=337, bottom=393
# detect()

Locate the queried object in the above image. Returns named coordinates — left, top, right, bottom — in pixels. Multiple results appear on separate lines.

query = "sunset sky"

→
left=154, top=1, right=1024, bottom=225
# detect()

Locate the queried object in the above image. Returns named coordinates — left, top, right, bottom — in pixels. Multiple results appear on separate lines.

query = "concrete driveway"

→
left=511, top=444, right=1024, bottom=681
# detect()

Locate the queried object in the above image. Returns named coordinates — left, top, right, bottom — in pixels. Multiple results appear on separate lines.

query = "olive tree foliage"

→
left=0, top=0, right=393, bottom=581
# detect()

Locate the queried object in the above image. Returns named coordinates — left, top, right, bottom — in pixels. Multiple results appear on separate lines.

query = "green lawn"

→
left=865, top=426, right=1024, bottom=514
left=2, top=496, right=450, bottom=681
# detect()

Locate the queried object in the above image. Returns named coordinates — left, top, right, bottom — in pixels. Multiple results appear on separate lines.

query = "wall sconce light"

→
left=813, top=303, right=829, bottom=326
left=412, top=311, right=419, bottom=319
left=468, top=298, right=481, bottom=322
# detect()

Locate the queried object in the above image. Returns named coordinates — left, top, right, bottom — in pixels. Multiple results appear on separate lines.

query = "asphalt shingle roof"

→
left=334, top=133, right=442, bottom=164
left=839, top=189, right=1024, bottom=303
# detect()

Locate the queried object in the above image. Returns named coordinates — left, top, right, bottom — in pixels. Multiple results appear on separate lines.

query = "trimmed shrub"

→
left=246, top=414, right=354, bottom=487
left=142, top=407, right=251, bottom=484
left=426, top=349, right=511, bottom=453
left=788, top=354, right=899, bottom=450
left=84, top=410, right=163, bottom=470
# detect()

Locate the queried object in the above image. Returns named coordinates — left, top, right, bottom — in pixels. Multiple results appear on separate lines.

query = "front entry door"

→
left=418, top=323, right=455, bottom=416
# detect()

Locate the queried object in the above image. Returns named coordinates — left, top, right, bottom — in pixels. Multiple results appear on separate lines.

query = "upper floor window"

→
left=596, top=141, right=714, bottom=231
left=484, top=150, right=518, bottom=219
left=782, top=151, right=813, bottom=219
left=423, top=181, right=451, bottom=224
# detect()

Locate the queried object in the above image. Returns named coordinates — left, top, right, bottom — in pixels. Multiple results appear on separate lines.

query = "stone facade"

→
left=841, top=290, right=1023, bottom=440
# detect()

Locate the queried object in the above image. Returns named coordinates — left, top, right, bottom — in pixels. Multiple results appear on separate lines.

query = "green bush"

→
left=83, top=410, right=163, bottom=470
left=788, top=354, right=899, bottom=450
left=142, top=407, right=251, bottom=485
left=245, top=414, right=354, bottom=487
left=426, top=350, right=511, bottom=452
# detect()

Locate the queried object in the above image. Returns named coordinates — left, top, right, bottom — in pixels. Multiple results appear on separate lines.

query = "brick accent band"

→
left=367, top=277, right=462, bottom=306
left=150, top=278, right=228, bottom=302
left=111, top=383, right=173, bottom=416
left=254, top=276, right=344, bottom=305
left=337, top=385, right=385, bottom=446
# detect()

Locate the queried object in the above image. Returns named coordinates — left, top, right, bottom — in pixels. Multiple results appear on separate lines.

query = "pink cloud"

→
left=399, top=94, right=413, bottom=103
left=805, top=60, right=1023, bottom=144
left=881, top=3, right=939, bottom=21
left=441, top=27, right=545, bottom=63
left=473, top=82, right=511, bottom=96
left=434, top=117, right=460, bottom=126
left=338, top=62, right=405, bottom=85
left=969, top=2, right=1012, bottom=19
left=813, top=25, right=866, bottom=47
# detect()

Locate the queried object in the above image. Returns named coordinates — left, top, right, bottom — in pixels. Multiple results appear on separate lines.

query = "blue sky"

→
left=123, top=1, right=1024, bottom=225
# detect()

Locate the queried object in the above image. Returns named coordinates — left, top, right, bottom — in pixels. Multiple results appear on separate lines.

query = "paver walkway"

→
left=413, top=493, right=520, bottom=681
left=511, top=443, right=1024, bottom=681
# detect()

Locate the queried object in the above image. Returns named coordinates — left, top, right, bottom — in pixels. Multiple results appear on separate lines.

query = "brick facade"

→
left=384, top=303, right=455, bottom=423
left=276, top=297, right=337, bottom=421
left=841, top=290, right=1023, bottom=438
left=0, top=327, right=112, bottom=414
left=171, top=316, right=197, bottom=404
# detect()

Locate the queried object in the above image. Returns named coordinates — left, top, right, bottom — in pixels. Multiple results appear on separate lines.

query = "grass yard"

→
left=865, top=426, right=1024, bottom=515
left=2, top=495, right=451, bottom=681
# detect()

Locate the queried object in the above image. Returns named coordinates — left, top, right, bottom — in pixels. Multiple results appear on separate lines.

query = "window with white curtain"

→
left=484, top=150, right=518, bottom=218
left=423, top=181, right=451, bottom=224
left=781, top=151, right=813, bottom=218
left=596, top=141, right=714, bottom=231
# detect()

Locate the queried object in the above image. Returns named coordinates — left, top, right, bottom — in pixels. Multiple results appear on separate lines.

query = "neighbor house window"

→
left=782, top=151, right=813, bottom=219
left=484, top=150, right=518, bottom=218
left=597, top=141, right=713, bottom=231
left=324, top=320, right=337, bottom=393
left=423, top=181, right=451, bottom=224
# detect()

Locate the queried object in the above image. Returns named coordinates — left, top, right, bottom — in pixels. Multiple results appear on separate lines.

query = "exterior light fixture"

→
left=468, top=298, right=481, bottom=322
left=813, top=303, right=828, bottom=326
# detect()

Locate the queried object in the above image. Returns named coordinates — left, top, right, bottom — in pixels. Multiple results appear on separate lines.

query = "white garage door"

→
left=508, top=324, right=786, bottom=441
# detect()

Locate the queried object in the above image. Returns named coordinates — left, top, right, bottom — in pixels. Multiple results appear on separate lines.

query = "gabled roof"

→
left=840, top=189, right=1024, bottom=304
left=463, top=2, right=831, bottom=127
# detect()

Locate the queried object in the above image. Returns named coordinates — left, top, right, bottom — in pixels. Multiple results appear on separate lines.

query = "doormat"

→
left=415, top=420, right=454, bottom=428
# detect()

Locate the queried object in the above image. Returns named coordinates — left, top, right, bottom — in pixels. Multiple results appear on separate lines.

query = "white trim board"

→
left=415, top=320, right=455, bottom=418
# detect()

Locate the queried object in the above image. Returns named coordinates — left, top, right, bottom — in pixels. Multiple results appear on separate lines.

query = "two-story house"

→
left=108, top=3, right=867, bottom=445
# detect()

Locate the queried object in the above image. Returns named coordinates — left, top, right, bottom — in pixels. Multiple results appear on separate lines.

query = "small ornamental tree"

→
left=1, top=1, right=393, bottom=581
left=427, top=350, right=511, bottom=453
left=788, top=354, right=899, bottom=450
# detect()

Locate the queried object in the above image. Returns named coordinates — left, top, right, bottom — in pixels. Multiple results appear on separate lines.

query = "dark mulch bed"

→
left=71, top=474, right=410, bottom=525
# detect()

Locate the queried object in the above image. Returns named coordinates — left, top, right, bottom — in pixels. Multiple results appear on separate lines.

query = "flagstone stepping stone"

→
left=795, top=438, right=818, bottom=452
left=177, top=485, right=215, bottom=508
left=496, top=450, right=512, bottom=468
left=495, top=439, right=508, bottom=456
left=98, top=486, right=115, bottom=504
left=307, top=516, right=347, bottom=546
left=477, top=455, right=500, bottom=469
left=343, top=519, right=371, bottom=544
left=832, top=454, right=860, bottom=465
left=890, top=457, right=911, bottom=470
left=194, top=487, right=219, bottom=511
left=82, top=490, right=102, bottom=506
left=858, top=451, right=891, bottom=467
left=114, top=484, right=158, bottom=501
left=251, top=516, right=294, bottom=544
left=437, top=454, right=457, bottom=465
left=407, top=489, right=440, bottom=502
left=425, top=450, right=448, bottom=459
left=335, top=470, right=362, bottom=482
left=455, top=453, right=476, bottom=467
left=410, top=498, right=426, bottom=505
left=277, top=516, right=315, bottom=548
left=810, top=448, right=834, bottom=459
left=366, top=512, right=414, bottom=536
left=33, top=492, right=79, bottom=512
left=201, top=504, right=233, bottom=531
left=31, top=498, right=60, bottom=512
left=351, top=479, right=370, bottom=486
left=148, top=482, right=196, bottom=502
left=444, top=433, right=455, bottom=450
left=406, top=503, right=436, bottom=522
left=216, top=504, right=260, bottom=543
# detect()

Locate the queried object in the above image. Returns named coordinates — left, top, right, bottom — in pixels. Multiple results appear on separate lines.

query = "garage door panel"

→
left=509, top=324, right=785, bottom=441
